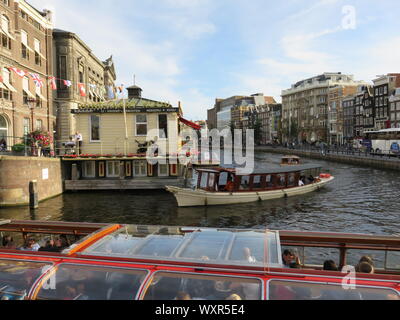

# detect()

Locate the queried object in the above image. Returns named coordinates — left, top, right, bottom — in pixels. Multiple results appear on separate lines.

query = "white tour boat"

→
left=166, top=165, right=334, bottom=207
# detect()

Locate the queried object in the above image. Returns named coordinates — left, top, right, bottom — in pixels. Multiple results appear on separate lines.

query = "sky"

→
left=29, top=0, right=400, bottom=120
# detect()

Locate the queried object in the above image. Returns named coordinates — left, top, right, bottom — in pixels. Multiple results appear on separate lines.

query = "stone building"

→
left=0, top=0, right=54, bottom=148
left=327, top=85, right=359, bottom=145
left=389, top=88, right=400, bottom=128
left=373, top=74, right=400, bottom=130
left=53, top=29, right=116, bottom=151
left=281, top=73, right=367, bottom=144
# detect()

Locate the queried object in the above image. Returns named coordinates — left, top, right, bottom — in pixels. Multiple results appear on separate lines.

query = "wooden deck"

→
left=64, top=178, right=185, bottom=191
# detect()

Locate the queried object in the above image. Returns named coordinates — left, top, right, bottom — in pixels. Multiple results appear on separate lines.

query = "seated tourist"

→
left=2, top=235, right=16, bottom=249
left=175, top=292, right=192, bottom=300
left=20, top=237, right=40, bottom=252
left=39, top=239, right=59, bottom=253
left=243, top=247, right=257, bottom=263
left=282, top=249, right=301, bottom=269
left=323, top=260, right=339, bottom=271
left=357, top=262, right=374, bottom=274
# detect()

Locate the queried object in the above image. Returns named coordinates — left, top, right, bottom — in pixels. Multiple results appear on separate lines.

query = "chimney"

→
left=127, top=85, right=142, bottom=100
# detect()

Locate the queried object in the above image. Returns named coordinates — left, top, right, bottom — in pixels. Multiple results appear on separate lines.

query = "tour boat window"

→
left=268, top=280, right=400, bottom=300
left=266, top=175, right=273, bottom=188
left=208, top=173, right=216, bottom=190
left=346, top=250, right=386, bottom=270
left=142, top=272, right=263, bottom=300
left=82, top=161, right=96, bottom=178
left=218, top=172, right=228, bottom=188
left=84, top=234, right=142, bottom=255
left=178, top=231, right=233, bottom=260
left=288, top=173, right=296, bottom=187
left=36, top=264, right=147, bottom=300
left=277, top=174, right=286, bottom=187
left=200, top=172, right=209, bottom=189
left=252, top=176, right=262, bottom=189
left=132, top=236, right=182, bottom=257
left=0, top=259, right=52, bottom=301
left=386, top=251, right=400, bottom=270
left=240, top=176, right=250, bottom=190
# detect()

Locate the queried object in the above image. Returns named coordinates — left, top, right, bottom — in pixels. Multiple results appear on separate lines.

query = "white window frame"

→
left=83, top=161, right=96, bottom=178
left=106, top=161, right=120, bottom=178
left=158, top=163, right=169, bottom=177
left=135, top=114, right=147, bottom=137
left=133, top=161, right=147, bottom=177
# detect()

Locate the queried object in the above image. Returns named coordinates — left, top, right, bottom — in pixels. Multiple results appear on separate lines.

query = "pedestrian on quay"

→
left=75, top=132, right=83, bottom=155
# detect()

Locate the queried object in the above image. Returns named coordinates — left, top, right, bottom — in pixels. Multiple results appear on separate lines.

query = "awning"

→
left=24, top=89, right=36, bottom=99
left=3, top=81, right=17, bottom=93
left=179, top=117, right=201, bottom=130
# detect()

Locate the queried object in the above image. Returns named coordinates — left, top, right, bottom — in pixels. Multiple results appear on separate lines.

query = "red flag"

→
left=49, top=77, right=57, bottom=90
left=9, top=67, right=26, bottom=78
left=78, top=83, right=86, bottom=97
left=29, top=73, right=43, bottom=88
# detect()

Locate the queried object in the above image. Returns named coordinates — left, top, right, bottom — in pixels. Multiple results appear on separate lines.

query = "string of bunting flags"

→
left=3, top=65, right=124, bottom=99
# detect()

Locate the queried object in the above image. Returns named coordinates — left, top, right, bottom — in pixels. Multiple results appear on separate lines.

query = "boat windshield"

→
left=79, top=225, right=283, bottom=268
left=0, top=259, right=52, bottom=300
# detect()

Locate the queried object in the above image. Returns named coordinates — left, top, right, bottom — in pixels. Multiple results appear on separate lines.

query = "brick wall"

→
left=0, top=156, right=63, bottom=206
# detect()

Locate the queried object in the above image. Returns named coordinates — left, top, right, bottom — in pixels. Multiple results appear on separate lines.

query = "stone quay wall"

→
left=256, top=147, right=400, bottom=171
left=0, top=156, right=63, bottom=207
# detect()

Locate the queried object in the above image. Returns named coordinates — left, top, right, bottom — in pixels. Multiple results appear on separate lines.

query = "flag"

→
left=63, top=80, right=72, bottom=87
left=78, top=83, right=86, bottom=97
left=29, top=73, right=43, bottom=88
left=49, top=77, right=57, bottom=90
left=10, top=67, right=26, bottom=78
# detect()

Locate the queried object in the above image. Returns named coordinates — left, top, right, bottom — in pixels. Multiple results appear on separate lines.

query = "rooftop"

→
left=77, top=97, right=175, bottom=111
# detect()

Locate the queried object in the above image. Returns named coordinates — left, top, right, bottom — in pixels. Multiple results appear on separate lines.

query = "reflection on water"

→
left=1, top=152, right=400, bottom=236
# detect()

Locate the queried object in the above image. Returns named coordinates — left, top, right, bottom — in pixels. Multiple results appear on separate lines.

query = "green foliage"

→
left=12, top=144, right=25, bottom=152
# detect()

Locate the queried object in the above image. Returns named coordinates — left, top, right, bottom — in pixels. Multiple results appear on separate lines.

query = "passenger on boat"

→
left=243, top=247, right=257, bottom=263
left=282, top=249, right=301, bottom=268
left=225, top=178, right=235, bottom=192
left=323, top=260, right=339, bottom=271
left=175, top=292, right=192, bottom=300
left=298, top=179, right=305, bottom=187
left=226, top=294, right=242, bottom=300
left=2, top=235, right=16, bottom=249
left=20, top=237, right=40, bottom=252
left=39, top=239, right=59, bottom=253
left=357, top=262, right=375, bottom=274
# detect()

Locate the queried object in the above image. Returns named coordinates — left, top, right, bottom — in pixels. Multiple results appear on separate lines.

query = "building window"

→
left=158, top=114, right=168, bottom=139
left=135, top=115, right=147, bottom=136
left=0, top=114, right=8, bottom=141
left=83, top=161, right=96, bottom=178
left=1, top=15, right=12, bottom=50
left=158, top=163, right=169, bottom=177
left=106, top=161, right=120, bottom=178
left=133, top=161, right=147, bottom=177
left=34, top=39, right=42, bottom=66
left=21, top=30, right=30, bottom=60
left=23, top=118, right=30, bottom=135
left=35, top=119, right=42, bottom=131
left=90, top=115, right=100, bottom=141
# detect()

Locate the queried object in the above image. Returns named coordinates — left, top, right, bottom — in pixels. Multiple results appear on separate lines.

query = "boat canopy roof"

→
left=79, top=225, right=283, bottom=268
left=196, top=164, right=322, bottom=176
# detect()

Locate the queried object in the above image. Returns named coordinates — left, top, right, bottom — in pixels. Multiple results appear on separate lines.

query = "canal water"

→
left=1, top=152, right=400, bottom=236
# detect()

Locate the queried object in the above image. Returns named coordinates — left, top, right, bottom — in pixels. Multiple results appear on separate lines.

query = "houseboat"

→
left=0, top=220, right=399, bottom=300
left=166, top=165, right=334, bottom=207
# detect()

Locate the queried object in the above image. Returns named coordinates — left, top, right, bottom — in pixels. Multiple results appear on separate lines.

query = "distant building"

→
left=354, top=85, right=374, bottom=138
left=282, top=73, right=367, bottom=144
left=0, top=0, right=54, bottom=147
left=389, top=88, right=400, bottom=128
left=53, top=29, right=116, bottom=150
left=342, top=95, right=356, bottom=144
left=373, top=74, right=400, bottom=130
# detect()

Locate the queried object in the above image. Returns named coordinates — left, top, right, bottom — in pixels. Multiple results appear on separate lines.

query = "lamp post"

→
left=27, top=98, right=36, bottom=156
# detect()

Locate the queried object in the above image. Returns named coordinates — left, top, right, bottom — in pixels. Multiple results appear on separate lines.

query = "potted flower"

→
left=26, top=130, right=53, bottom=157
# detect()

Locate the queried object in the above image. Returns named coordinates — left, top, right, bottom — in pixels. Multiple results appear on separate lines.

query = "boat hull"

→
left=166, top=177, right=334, bottom=207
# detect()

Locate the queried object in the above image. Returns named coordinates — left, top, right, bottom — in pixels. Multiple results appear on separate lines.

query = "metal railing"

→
left=262, top=143, right=400, bottom=160
left=0, top=136, right=55, bottom=158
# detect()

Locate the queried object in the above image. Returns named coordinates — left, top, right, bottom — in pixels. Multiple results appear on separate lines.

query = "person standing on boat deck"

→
left=75, top=132, right=83, bottom=155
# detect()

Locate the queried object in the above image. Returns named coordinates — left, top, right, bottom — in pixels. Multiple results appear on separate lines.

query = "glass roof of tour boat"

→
left=80, top=225, right=283, bottom=268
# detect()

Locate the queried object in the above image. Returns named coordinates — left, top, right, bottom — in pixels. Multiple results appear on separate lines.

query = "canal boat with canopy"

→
left=280, top=155, right=301, bottom=166
left=0, top=220, right=399, bottom=300
left=166, top=164, right=334, bottom=207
